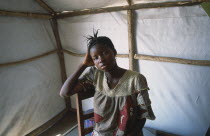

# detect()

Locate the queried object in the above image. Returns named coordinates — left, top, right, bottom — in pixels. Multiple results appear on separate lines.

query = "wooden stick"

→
left=50, top=19, right=70, bottom=108
left=35, top=0, right=56, bottom=14
left=127, top=9, right=135, bottom=70
left=134, top=54, right=210, bottom=66
left=62, top=49, right=210, bottom=66
left=0, top=10, right=52, bottom=19
left=50, top=19, right=67, bottom=83
left=57, top=1, right=202, bottom=18
left=0, top=50, right=57, bottom=68
left=62, top=49, right=128, bottom=58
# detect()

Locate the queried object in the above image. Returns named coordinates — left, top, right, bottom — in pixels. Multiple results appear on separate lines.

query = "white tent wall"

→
left=58, top=4, right=210, bottom=136
left=42, top=0, right=128, bottom=11
left=135, top=5, right=210, bottom=135
left=58, top=11, right=129, bottom=111
left=0, top=0, right=47, bottom=13
left=1, top=0, right=210, bottom=136
left=0, top=16, right=66, bottom=136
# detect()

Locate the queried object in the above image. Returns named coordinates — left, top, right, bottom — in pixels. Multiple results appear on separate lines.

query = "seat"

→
left=76, top=88, right=95, bottom=136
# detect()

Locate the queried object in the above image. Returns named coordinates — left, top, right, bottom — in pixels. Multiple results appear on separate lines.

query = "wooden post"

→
left=127, top=10, right=135, bottom=70
left=50, top=18, right=70, bottom=108
left=127, top=0, right=135, bottom=70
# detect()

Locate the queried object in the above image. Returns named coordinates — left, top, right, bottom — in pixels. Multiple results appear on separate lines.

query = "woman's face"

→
left=90, top=44, right=116, bottom=72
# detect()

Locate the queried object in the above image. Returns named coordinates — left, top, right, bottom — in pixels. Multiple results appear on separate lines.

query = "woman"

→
left=60, top=31, right=155, bottom=136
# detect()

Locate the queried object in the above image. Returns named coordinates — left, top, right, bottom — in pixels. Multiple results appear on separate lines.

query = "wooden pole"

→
left=57, top=1, right=202, bottom=18
left=35, top=0, right=56, bottom=14
left=134, top=54, right=210, bottom=66
left=62, top=49, right=210, bottom=66
left=0, top=10, right=51, bottom=19
left=127, top=0, right=135, bottom=70
left=0, top=50, right=57, bottom=68
left=127, top=10, right=135, bottom=70
left=50, top=18, right=70, bottom=108
left=62, top=49, right=128, bottom=58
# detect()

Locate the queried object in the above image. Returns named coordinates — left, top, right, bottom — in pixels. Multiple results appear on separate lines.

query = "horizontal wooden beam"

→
left=63, top=49, right=210, bottom=66
left=0, top=10, right=52, bottom=19
left=57, top=1, right=203, bottom=18
left=134, top=54, right=210, bottom=66
left=62, top=49, right=128, bottom=58
left=0, top=50, right=57, bottom=68
left=1, top=48, right=208, bottom=67
left=35, top=0, right=56, bottom=14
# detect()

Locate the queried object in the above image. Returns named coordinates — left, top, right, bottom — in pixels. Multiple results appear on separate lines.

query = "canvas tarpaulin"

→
left=0, top=0, right=210, bottom=135
left=0, top=17, right=66, bottom=136
left=58, top=5, right=210, bottom=136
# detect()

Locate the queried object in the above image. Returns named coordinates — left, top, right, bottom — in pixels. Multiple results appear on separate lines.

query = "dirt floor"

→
left=39, top=111, right=77, bottom=136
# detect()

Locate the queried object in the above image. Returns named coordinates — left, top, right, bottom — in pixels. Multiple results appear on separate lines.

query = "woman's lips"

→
left=100, top=64, right=107, bottom=69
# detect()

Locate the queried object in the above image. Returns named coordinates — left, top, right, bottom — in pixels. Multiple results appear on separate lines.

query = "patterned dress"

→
left=80, top=67, right=155, bottom=136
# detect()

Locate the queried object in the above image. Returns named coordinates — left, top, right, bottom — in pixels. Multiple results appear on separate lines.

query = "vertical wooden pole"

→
left=76, top=94, right=85, bottom=136
left=127, top=9, right=135, bottom=70
left=50, top=18, right=71, bottom=109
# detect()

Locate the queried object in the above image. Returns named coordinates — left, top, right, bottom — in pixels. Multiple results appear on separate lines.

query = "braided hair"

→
left=86, top=30, right=117, bottom=55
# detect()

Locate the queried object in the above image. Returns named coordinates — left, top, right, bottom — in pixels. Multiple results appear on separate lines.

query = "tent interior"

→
left=0, top=0, right=210, bottom=136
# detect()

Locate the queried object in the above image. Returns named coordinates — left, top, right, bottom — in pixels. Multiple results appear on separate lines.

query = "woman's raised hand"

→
left=82, top=51, right=94, bottom=66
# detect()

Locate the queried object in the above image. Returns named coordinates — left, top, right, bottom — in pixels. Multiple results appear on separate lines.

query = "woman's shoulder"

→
left=126, top=70, right=146, bottom=79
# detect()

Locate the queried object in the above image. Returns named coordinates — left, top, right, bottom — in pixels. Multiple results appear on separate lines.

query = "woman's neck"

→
left=105, top=65, right=126, bottom=81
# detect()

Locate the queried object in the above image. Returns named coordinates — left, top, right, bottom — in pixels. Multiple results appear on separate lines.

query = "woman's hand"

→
left=82, top=51, right=95, bottom=66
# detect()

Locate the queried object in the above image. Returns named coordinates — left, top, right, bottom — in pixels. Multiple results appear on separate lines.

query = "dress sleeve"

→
left=135, top=74, right=156, bottom=120
left=79, top=66, right=96, bottom=83
left=78, top=66, right=96, bottom=91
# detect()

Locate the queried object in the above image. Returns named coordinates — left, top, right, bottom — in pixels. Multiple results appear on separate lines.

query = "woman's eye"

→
left=92, top=57, right=97, bottom=61
left=103, top=51, right=108, bottom=55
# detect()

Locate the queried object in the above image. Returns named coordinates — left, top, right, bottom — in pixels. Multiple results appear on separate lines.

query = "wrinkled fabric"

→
left=80, top=67, right=155, bottom=136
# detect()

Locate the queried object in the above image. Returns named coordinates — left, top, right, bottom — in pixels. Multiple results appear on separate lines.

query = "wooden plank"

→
left=57, top=1, right=202, bottom=18
left=0, top=10, right=51, bottom=19
left=84, top=126, right=94, bottom=135
left=83, top=112, right=94, bottom=120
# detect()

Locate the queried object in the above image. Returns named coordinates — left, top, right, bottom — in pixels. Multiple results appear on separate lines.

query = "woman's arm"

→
left=60, top=51, right=94, bottom=98
left=60, top=63, right=87, bottom=97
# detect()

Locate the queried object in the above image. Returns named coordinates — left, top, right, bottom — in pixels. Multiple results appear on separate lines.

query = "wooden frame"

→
left=76, top=90, right=95, bottom=136
left=2, top=1, right=210, bottom=135
left=0, top=10, right=51, bottom=19
left=56, top=1, right=203, bottom=18
left=35, top=0, right=56, bottom=14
